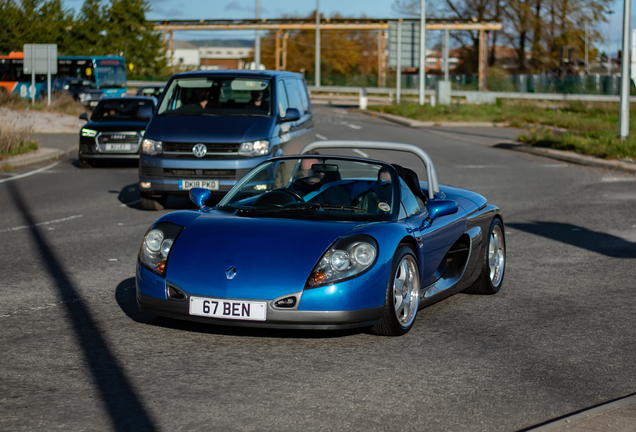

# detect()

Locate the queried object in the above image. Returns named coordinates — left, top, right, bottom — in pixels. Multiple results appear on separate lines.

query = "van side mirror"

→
left=281, top=108, right=301, bottom=122
left=79, top=113, right=88, bottom=121
left=138, top=105, right=154, bottom=120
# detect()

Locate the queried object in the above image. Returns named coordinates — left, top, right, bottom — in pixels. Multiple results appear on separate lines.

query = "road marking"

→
left=541, top=163, right=569, bottom=167
left=347, top=124, right=362, bottom=130
left=0, top=162, right=60, bottom=184
left=353, top=149, right=369, bottom=158
left=121, top=199, right=140, bottom=207
left=0, top=215, right=83, bottom=233
left=602, top=176, right=636, bottom=182
left=315, top=134, right=328, bottom=140
left=456, top=165, right=505, bottom=169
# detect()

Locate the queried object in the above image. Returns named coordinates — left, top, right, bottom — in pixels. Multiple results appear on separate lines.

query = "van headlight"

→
left=239, top=140, right=269, bottom=157
left=142, top=138, right=163, bottom=155
left=139, top=222, right=183, bottom=277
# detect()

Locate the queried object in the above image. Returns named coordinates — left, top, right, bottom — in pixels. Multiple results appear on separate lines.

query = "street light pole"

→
left=619, top=0, right=630, bottom=139
left=418, top=0, right=426, bottom=105
left=315, top=0, right=321, bottom=87
left=607, top=10, right=614, bottom=75
left=254, top=0, right=260, bottom=69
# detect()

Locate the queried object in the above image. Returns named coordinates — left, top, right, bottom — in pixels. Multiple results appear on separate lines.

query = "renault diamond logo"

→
left=226, top=266, right=237, bottom=280
left=192, top=143, right=207, bottom=158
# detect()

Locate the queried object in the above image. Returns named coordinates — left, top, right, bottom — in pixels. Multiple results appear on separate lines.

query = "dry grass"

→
left=0, top=119, right=39, bottom=158
left=0, top=87, right=88, bottom=116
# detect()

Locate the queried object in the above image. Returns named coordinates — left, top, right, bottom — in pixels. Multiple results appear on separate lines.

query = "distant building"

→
left=199, top=47, right=254, bottom=70
left=167, top=41, right=200, bottom=67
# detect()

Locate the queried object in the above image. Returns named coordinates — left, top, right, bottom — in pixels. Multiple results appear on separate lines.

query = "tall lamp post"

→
left=619, top=0, right=631, bottom=139
left=254, top=0, right=261, bottom=69
left=606, top=9, right=615, bottom=75
left=315, top=0, right=321, bottom=87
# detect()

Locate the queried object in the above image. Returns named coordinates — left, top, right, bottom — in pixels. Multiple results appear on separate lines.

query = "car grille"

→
left=98, top=132, right=140, bottom=144
left=140, top=166, right=250, bottom=180
left=162, top=142, right=241, bottom=159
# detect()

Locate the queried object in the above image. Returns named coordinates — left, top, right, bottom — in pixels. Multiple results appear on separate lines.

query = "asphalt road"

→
left=1, top=105, right=635, bottom=432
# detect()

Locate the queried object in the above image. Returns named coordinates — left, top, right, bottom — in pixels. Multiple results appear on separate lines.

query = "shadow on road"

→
left=115, top=277, right=366, bottom=339
left=508, top=221, right=636, bottom=258
left=7, top=182, right=158, bottom=432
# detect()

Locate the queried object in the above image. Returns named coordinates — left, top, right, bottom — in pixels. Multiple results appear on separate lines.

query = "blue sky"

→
left=60, top=0, right=633, bottom=54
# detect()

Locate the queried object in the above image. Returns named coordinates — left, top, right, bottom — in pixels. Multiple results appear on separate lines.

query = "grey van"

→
left=138, top=70, right=314, bottom=210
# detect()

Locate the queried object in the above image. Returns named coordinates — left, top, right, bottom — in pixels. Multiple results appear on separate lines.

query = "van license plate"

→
left=179, top=180, right=219, bottom=191
left=189, top=297, right=267, bottom=321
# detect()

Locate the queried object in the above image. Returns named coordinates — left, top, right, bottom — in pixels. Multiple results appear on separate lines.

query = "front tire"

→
left=372, top=246, right=420, bottom=336
left=140, top=194, right=167, bottom=211
left=464, top=218, right=505, bottom=295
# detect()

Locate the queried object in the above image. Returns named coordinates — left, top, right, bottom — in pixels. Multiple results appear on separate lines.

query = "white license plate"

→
left=104, top=143, right=131, bottom=151
left=90, top=101, right=99, bottom=106
left=179, top=179, right=219, bottom=191
left=189, top=297, right=267, bottom=321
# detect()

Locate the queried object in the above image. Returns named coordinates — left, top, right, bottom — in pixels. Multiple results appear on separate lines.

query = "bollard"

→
left=359, top=88, right=368, bottom=110
left=430, top=94, right=436, bottom=107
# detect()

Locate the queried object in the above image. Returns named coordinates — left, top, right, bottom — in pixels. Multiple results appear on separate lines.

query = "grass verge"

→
left=0, top=121, right=40, bottom=159
left=0, top=87, right=88, bottom=116
left=368, top=101, right=636, bottom=160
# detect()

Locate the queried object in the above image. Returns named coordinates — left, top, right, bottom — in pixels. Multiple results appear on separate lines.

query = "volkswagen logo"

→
left=192, top=143, right=207, bottom=158
left=226, top=266, right=237, bottom=280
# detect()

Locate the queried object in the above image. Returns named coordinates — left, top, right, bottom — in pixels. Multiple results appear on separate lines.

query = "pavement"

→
left=2, top=106, right=635, bottom=431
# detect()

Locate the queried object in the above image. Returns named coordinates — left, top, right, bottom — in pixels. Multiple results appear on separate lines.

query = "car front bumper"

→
left=136, top=264, right=383, bottom=330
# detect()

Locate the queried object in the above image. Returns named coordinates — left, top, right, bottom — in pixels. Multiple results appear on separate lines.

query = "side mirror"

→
left=423, top=200, right=458, bottom=227
left=79, top=113, right=88, bottom=121
left=189, top=188, right=211, bottom=210
left=138, top=105, right=154, bottom=120
left=281, top=108, right=301, bottom=122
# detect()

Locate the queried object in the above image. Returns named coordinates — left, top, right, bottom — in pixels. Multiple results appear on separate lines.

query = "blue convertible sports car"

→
left=136, top=141, right=506, bottom=336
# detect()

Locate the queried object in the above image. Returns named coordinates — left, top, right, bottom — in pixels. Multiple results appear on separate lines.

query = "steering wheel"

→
left=274, top=188, right=304, bottom=202
left=253, top=188, right=304, bottom=207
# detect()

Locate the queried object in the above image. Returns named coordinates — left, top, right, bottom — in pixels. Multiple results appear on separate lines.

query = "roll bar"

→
left=300, top=140, right=439, bottom=199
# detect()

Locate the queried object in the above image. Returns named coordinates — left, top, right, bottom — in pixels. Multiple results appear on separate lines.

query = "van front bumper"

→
left=139, top=154, right=271, bottom=195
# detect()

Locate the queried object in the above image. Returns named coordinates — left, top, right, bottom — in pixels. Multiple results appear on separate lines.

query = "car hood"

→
left=86, top=120, right=148, bottom=131
left=145, top=115, right=274, bottom=143
left=166, top=214, right=360, bottom=300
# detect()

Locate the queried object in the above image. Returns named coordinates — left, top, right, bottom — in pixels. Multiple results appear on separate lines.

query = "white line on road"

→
left=347, top=124, right=362, bottom=130
left=353, top=149, right=369, bottom=158
left=456, top=165, right=505, bottom=169
left=0, top=162, right=60, bottom=184
left=315, top=134, right=328, bottom=140
left=0, top=215, right=83, bottom=233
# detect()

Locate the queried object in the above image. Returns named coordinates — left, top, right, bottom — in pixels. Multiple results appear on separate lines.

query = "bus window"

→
left=96, top=59, right=126, bottom=89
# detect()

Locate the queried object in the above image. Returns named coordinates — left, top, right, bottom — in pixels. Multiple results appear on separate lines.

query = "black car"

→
left=49, top=78, right=105, bottom=107
left=136, top=85, right=165, bottom=99
left=78, top=96, right=156, bottom=167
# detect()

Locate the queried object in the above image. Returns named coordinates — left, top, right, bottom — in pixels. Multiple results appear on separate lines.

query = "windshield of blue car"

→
left=218, top=157, right=398, bottom=221
left=91, top=99, right=154, bottom=121
left=157, top=77, right=272, bottom=117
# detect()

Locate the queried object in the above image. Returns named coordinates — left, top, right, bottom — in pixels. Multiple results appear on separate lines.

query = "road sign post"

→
left=23, top=44, right=57, bottom=106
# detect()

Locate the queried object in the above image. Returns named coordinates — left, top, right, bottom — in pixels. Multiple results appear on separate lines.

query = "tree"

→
left=102, top=0, right=166, bottom=75
left=66, top=0, right=109, bottom=55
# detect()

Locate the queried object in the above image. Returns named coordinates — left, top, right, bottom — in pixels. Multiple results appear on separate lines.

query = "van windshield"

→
left=157, top=77, right=272, bottom=117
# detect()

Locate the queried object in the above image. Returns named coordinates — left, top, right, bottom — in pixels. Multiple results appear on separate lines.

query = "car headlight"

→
left=238, top=140, right=269, bottom=157
left=81, top=128, right=97, bottom=137
left=139, top=222, right=183, bottom=277
left=306, top=235, right=378, bottom=288
left=79, top=93, right=89, bottom=102
left=142, top=138, right=163, bottom=155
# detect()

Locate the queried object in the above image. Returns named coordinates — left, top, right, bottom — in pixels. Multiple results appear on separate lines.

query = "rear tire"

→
left=140, top=194, right=167, bottom=211
left=372, top=246, right=420, bottom=336
left=464, top=218, right=505, bottom=295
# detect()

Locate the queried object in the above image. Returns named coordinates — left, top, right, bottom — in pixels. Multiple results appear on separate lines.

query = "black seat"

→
left=392, top=164, right=428, bottom=205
